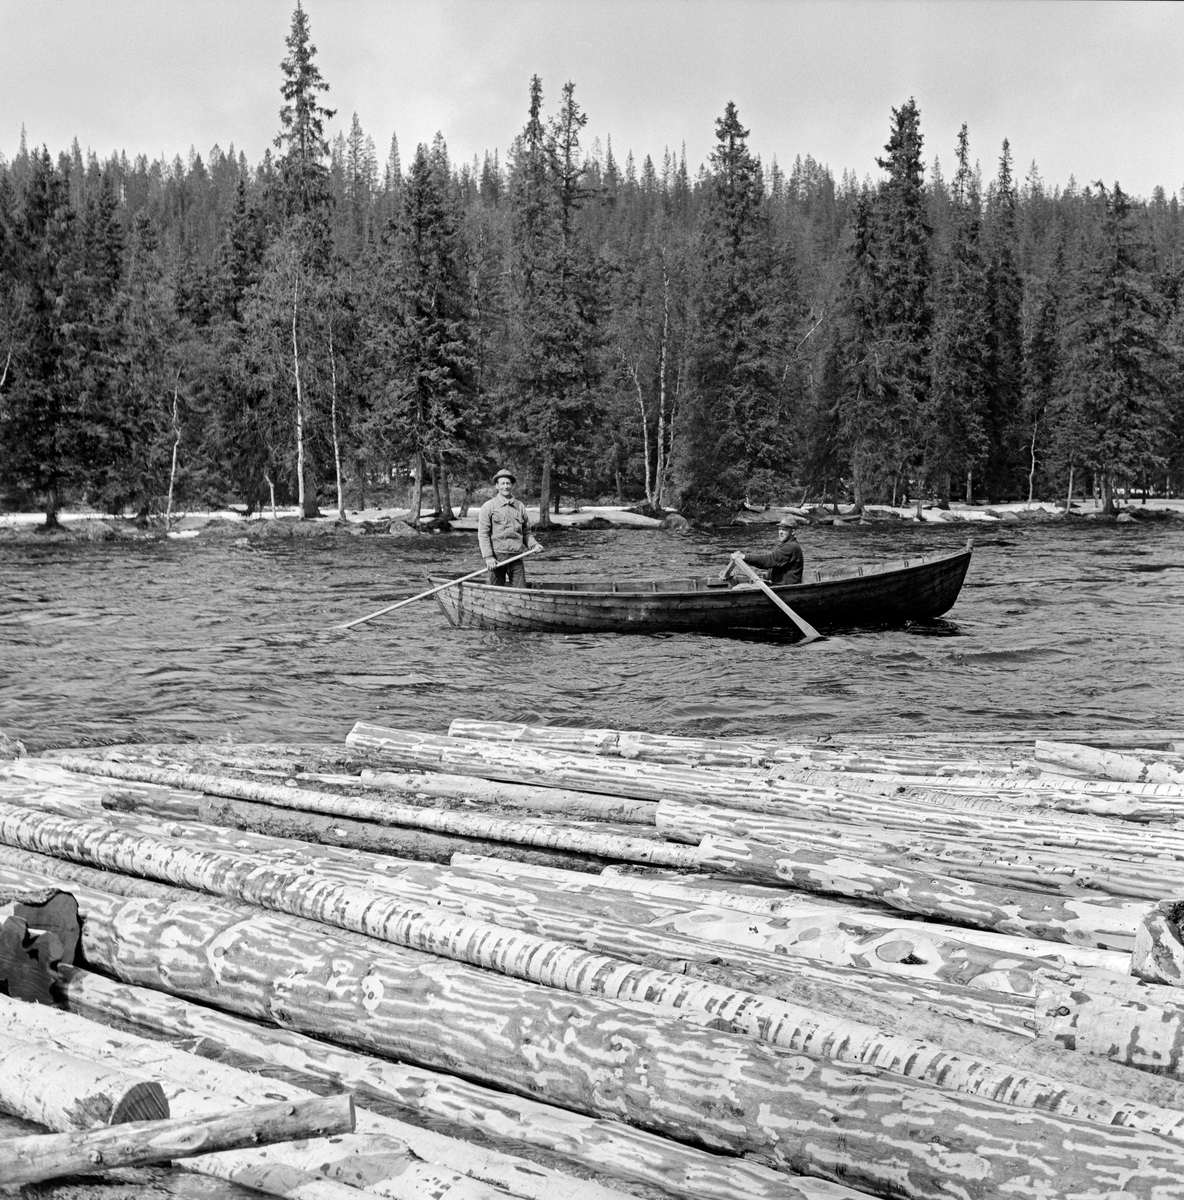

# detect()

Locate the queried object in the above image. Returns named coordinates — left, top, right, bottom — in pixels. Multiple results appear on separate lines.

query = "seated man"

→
left=734, top=516, right=803, bottom=585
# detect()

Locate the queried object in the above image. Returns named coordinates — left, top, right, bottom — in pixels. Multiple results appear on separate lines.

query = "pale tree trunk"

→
left=263, top=468, right=277, bottom=520
left=328, top=324, right=344, bottom=519
left=408, top=453, right=425, bottom=524
left=1027, top=418, right=1039, bottom=506
left=659, top=358, right=682, bottom=510
left=537, top=449, right=553, bottom=529
left=850, top=445, right=864, bottom=514
left=432, top=465, right=443, bottom=516
left=625, top=353, right=653, bottom=505
left=165, top=372, right=181, bottom=531
left=438, top=455, right=454, bottom=520
left=966, top=468, right=973, bottom=505
left=653, top=263, right=671, bottom=511
left=291, top=276, right=307, bottom=519
left=1065, top=463, right=1074, bottom=514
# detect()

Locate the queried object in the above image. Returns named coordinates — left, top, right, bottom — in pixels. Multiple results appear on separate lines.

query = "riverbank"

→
left=2, top=496, right=1182, bottom=543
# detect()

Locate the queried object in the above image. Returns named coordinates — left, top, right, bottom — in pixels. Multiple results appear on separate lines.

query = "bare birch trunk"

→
left=328, top=324, right=344, bottom=519
left=165, top=373, right=181, bottom=531
left=624, top=352, right=653, bottom=504
left=264, top=467, right=278, bottom=519
left=292, top=275, right=307, bottom=519
left=966, top=467, right=972, bottom=504
left=654, top=262, right=670, bottom=509
left=1028, top=418, right=1039, bottom=505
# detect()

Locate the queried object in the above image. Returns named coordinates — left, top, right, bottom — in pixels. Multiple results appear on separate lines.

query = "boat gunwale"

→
left=429, top=541, right=972, bottom=600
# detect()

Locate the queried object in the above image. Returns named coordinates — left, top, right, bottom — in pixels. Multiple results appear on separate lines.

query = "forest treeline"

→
left=1, top=5, right=1182, bottom=526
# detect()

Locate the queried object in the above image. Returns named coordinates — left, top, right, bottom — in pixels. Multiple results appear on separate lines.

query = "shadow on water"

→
left=2, top=519, right=1183, bottom=749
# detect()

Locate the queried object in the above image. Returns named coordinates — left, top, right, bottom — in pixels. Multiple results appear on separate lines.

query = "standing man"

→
left=478, top=468, right=543, bottom=587
left=734, top=516, right=803, bottom=585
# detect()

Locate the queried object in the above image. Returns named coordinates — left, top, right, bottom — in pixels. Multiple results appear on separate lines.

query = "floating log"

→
left=0, top=1093, right=355, bottom=1186
left=59, top=966, right=837, bottom=1200
left=1037, top=740, right=1184, bottom=785
left=0, top=991, right=619, bottom=1200
left=693, top=833, right=1150, bottom=949
left=6, top=862, right=1183, bottom=1199
left=360, top=768, right=655, bottom=823
left=49, top=753, right=692, bottom=869
left=0, top=1035, right=168, bottom=1130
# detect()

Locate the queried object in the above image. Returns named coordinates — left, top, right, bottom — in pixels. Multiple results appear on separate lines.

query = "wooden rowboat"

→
left=430, top=540, right=972, bottom=634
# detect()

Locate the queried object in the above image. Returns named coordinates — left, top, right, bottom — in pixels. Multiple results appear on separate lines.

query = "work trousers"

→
left=488, top=560, right=527, bottom=588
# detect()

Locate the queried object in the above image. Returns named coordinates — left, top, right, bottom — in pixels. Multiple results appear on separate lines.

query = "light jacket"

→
left=478, top=495, right=536, bottom=560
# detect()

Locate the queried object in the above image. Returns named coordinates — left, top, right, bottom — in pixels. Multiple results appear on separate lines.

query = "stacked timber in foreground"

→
left=3, top=725, right=1184, bottom=1197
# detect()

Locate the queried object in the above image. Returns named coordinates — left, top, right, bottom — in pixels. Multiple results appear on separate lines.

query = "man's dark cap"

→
left=493, top=468, right=516, bottom=484
left=778, top=516, right=798, bottom=531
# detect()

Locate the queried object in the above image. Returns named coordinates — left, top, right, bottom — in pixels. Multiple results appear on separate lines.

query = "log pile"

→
left=3, top=720, right=1184, bottom=1198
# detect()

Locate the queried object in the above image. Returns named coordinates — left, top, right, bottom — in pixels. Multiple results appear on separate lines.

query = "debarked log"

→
left=693, top=833, right=1151, bottom=950
left=0, top=841, right=1043, bottom=1046
left=52, top=753, right=691, bottom=869
left=445, top=719, right=1034, bottom=777
left=656, top=795, right=1182, bottom=901
left=1037, top=740, right=1184, bottom=785
left=0, top=991, right=619, bottom=1200
left=58, top=967, right=837, bottom=1200
left=467, top=857, right=1126, bottom=975
left=360, top=768, right=655, bottom=824
left=0, top=1093, right=355, bottom=1187
left=3, top=819, right=1184, bottom=1160
left=6, top=870, right=1184, bottom=1200
left=0, top=1035, right=168, bottom=1130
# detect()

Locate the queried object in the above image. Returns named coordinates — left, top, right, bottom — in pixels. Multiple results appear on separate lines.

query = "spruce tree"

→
left=983, top=139, right=1025, bottom=498
left=677, top=102, right=786, bottom=516
left=1060, top=183, right=1172, bottom=513
left=873, top=98, right=931, bottom=511
left=503, top=77, right=601, bottom=524
left=925, top=125, right=989, bottom=503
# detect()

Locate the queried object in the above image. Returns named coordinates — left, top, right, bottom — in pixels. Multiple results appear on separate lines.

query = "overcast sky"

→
left=2, top=0, right=1181, bottom=198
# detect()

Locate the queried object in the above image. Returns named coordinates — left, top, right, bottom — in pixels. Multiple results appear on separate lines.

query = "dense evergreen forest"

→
left=2, top=5, right=1181, bottom=527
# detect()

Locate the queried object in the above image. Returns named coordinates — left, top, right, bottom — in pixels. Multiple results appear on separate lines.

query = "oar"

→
left=336, top=547, right=540, bottom=631
left=730, top=553, right=822, bottom=643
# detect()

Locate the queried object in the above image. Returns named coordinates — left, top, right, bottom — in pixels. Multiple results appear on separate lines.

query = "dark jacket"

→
left=745, top=539, right=803, bottom=585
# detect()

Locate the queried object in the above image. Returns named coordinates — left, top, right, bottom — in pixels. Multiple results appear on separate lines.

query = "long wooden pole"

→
left=337, top=547, right=539, bottom=630
left=730, top=553, right=821, bottom=641
left=0, top=1095, right=355, bottom=1187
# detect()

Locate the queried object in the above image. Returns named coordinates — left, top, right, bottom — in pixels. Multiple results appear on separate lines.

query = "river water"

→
left=2, top=520, right=1182, bottom=752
